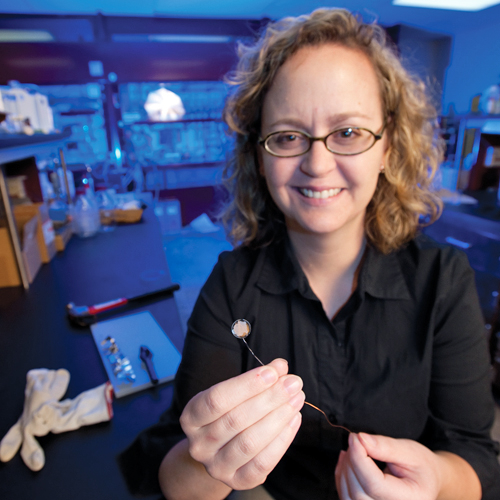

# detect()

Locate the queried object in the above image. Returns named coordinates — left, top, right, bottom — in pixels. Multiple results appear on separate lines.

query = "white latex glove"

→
left=31, top=382, right=113, bottom=435
left=1, top=370, right=114, bottom=472
left=0, top=368, right=70, bottom=471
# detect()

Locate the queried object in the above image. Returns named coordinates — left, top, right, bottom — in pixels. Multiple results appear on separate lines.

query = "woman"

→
left=122, top=8, right=500, bottom=500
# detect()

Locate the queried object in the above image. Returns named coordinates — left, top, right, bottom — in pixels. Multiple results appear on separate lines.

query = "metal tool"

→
left=101, top=336, right=136, bottom=383
left=66, top=283, right=180, bottom=326
left=140, top=345, right=158, bottom=385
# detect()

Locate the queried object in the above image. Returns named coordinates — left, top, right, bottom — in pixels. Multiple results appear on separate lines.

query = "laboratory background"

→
left=0, top=1, right=500, bottom=499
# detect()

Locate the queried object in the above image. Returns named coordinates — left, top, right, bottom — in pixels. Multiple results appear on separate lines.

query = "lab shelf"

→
left=0, top=131, right=71, bottom=289
left=454, top=114, right=500, bottom=174
left=0, top=131, right=71, bottom=164
left=122, top=118, right=224, bottom=126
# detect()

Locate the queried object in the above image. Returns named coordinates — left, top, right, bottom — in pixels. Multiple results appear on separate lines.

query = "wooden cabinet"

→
left=0, top=132, right=70, bottom=288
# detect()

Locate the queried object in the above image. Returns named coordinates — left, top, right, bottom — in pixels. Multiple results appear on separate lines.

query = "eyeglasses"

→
left=259, top=123, right=386, bottom=158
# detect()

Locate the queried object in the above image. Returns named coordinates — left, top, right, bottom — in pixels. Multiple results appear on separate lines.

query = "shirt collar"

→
left=358, top=244, right=411, bottom=300
left=256, top=234, right=312, bottom=297
left=256, top=235, right=411, bottom=301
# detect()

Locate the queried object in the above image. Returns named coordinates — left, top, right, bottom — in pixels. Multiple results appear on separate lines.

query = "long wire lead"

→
left=303, top=402, right=352, bottom=433
left=242, top=338, right=266, bottom=367
left=239, top=333, right=351, bottom=433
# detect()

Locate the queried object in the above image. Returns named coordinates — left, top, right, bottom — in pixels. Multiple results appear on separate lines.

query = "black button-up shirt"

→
left=121, top=233, right=500, bottom=499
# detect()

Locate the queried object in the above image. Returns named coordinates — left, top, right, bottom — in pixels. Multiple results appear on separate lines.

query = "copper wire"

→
left=303, top=402, right=352, bottom=433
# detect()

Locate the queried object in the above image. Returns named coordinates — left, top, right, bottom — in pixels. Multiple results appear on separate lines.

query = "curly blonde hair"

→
left=221, top=8, right=443, bottom=253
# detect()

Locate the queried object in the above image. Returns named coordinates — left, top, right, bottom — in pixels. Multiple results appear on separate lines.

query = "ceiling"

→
left=0, top=0, right=500, bottom=36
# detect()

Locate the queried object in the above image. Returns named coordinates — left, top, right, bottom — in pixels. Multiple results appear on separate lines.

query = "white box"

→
left=4, top=88, right=39, bottom=129
left=0, top=88, right=19, bottom=116
left=34, top=93, right=54, bottom=133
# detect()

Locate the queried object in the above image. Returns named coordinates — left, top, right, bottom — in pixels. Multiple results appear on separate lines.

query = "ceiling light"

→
left=0, top=30, right=54, bottom=42
left=144, top=88, right=186, bottom=122
left=393, top=0, right=500, bottom=11
left=112, top=34, right=233, bottom=43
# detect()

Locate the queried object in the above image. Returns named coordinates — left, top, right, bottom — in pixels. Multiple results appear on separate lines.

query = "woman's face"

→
left=259, top=43, right=388, bottom=240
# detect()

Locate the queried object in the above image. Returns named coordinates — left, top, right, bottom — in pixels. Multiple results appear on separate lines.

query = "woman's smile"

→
left=297, top=187, right=343, bottom=200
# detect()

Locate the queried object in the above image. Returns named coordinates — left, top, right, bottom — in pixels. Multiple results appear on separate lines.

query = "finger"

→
left=335, top=451, right=348, bottom=499
left=231, top=410, right=303, bottom=490
left=183, top=359, right=289, bottom=428
left=342, top=442, right=373, bottom=500
left=338, top=473, right=351, bottom=500
left=268, top=358, right=289, bottom=377
left=344, top=458, right=368, bottom=499
left=211, top=390, right=305, bottom=477
left=335, top=450, right=346, bottom=492
left=336, top=453, right=354, bottom=500
left=358, top=433, right=418, bottom=478
left=346, top=433, right=385, bottom=496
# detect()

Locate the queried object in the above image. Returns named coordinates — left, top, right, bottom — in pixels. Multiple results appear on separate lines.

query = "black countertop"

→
left=443, top=190, right=500, bottom=222
left=0, top=206, right=183, bottom=500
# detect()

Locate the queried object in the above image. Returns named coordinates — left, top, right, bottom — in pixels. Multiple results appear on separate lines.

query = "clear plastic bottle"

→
left=96, top=189, right=116, bottom=232
left=72, top=188, right=100, bottom=238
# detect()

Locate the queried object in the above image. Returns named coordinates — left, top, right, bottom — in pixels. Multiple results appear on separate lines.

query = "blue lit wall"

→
left=443, top=21, right=500, bottom=114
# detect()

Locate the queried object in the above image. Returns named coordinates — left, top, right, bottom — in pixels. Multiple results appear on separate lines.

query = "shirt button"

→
left=337, top=341, right=344, bottom=347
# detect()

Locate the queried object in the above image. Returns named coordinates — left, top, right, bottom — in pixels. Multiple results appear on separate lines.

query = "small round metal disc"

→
left=231, top=319, right=251, bottom=339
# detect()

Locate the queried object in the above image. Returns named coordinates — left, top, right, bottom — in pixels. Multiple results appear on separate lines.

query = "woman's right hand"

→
left=179, top=358, right=305, bottom=491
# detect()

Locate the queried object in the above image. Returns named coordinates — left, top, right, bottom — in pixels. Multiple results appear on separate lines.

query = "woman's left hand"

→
left=335, top=432, right=442, bottom=500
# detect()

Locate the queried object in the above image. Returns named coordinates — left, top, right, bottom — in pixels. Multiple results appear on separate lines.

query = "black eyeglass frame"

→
left=258, top=122, right=386, bottom=158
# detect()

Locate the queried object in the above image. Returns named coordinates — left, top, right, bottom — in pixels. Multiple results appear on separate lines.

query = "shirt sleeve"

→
left=118, top=250, right=245, bottom=495
left=423, top=247, right=500, bottom=498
